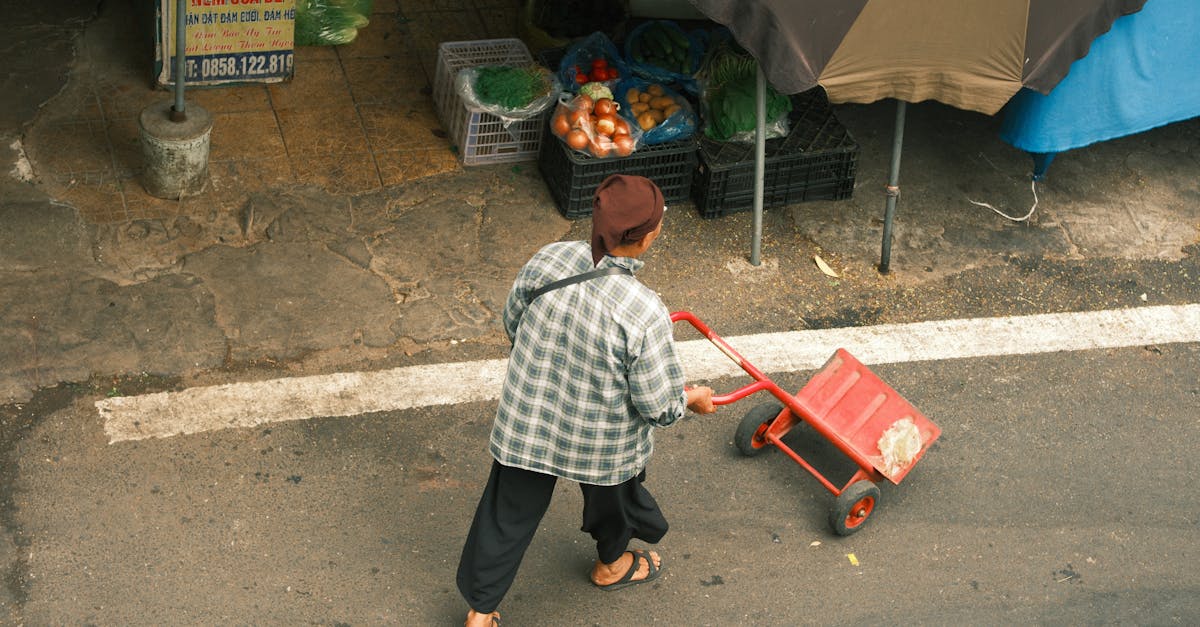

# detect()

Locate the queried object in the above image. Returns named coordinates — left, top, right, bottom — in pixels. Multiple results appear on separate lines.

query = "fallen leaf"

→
left=847, top=553, right=859, bottom=566
left=814, top=255, right=839, bottom=278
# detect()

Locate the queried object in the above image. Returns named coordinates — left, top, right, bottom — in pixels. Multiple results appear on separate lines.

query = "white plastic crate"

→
left=433, top=38, right=548, bottom=166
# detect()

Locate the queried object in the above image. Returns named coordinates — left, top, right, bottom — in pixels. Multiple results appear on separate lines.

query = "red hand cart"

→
left=672, top=311, right=941, bottom=535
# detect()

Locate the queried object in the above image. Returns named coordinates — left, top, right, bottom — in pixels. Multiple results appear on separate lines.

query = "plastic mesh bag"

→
left=624, top=20, right=705, bottom=95
left=697, top=37, right=791, bottom=142
left=295, top=0, right=372, bottom=46
left=616, top=77, right=697, bottom=145
left=455, top=65, right=561, bottom=128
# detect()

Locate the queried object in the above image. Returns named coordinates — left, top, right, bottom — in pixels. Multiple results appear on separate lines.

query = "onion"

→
left=589, top=137, right=611, bottom=158
left=566, top=129, right=589, bottom=151
left=613, top=134, right=635, bottom=157
left=595, top=114, right=616, bottom=137
left=552, top=113, right=570, bottom=137
left=593, top=98, right=616, bottom=117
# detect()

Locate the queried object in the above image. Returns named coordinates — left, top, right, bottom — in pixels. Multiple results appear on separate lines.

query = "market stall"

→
left=434, top=23, right=861, bottom=227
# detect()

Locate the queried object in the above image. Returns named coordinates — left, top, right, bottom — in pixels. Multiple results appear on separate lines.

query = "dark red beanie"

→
left=590, top=174, right=665, bottom=264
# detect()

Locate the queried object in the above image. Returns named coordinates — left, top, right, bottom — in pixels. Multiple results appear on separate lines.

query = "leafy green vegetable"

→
left=474, top=65, right=551, bottom=110
left=705, top=73, right=791, bottom=141
left=700, top=46, right=792, bottom=141
left=295, top=0, right=370, bottom=46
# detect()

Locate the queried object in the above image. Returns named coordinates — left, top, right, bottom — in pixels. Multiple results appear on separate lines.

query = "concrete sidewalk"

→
left=2, top=0, right=1198, bottom=405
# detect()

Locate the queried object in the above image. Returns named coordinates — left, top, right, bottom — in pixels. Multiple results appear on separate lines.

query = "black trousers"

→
left=456, top=460, right=669, bottom=614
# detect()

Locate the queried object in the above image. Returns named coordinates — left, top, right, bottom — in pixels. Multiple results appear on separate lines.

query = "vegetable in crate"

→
left=701, top=50, right=791, bottom=141
left=580, top=58, right=620, bottom=83
left=456, top=64, right=560, bottom=128
left=556, top=31, right=628, bottom=94
left=474, top=65, right=554, bottom=110
left=631, top=21, right=693, bottom=75
left=549, top=93, right=638, bottom=158
left=624, top=83, right=695, bottom=144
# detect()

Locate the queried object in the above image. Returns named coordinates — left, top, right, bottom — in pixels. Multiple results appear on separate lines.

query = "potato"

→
left=649, top=96, right=676, bottom=110
left=647, top=84, right=665, bottom=97
left=636, top=112, right=657, bottom=131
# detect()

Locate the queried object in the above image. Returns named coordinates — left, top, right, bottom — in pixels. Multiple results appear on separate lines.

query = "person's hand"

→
left=685, top=386, right=716, bottom=414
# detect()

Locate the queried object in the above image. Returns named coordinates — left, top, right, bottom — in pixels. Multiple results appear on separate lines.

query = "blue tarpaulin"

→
left=1000, top=0, right=1200, bottom=179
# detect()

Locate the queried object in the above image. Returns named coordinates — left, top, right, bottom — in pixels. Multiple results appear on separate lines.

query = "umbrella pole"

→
left=878, top=99, right=907, bottom=273
left=172, top=0, right=187, bottom=121
left=750, top=63, right=766, bottom=266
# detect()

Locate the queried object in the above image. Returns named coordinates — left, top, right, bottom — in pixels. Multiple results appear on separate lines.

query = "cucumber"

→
left=649, top=24, right=673, bottom=56
left=662, top=23, right=689, bottom=50
left=631, top=36, right=646, bottom=64
left=639, top=28, right=663, bottom=60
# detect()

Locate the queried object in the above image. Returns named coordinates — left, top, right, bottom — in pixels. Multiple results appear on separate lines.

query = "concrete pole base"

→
left=139, top=100, right=213, bottom=199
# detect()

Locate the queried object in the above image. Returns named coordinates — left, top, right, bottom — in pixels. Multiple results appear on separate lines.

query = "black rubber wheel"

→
left=734, top=402, right=783, bottom=457
left=829, top=481, right=880, bottom=536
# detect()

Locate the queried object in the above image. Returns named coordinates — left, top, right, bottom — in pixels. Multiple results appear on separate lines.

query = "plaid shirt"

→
left=490, top=240, right=687, bottom=485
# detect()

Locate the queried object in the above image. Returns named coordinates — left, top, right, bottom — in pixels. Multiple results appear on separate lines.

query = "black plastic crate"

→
left=538, top=127, right=697, bottom=219
left=692, top=89, right=859, bottom=219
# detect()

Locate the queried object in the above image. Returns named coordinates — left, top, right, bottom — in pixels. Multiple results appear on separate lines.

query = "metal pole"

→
left=171, top=0, right=188, bottom=122
left=878, top=99, right=906, bottom=273
left=750, top=63, right=766, bottom=266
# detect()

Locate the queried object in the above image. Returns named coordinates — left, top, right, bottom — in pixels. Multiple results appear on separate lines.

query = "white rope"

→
left=968, top=178, right=1039, bottom=222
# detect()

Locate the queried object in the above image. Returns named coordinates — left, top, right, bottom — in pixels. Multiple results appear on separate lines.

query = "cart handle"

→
left=671, top=311, right=782, bottom=406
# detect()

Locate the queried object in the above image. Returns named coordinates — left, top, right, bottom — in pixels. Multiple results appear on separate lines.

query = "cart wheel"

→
left=830, top=481, right=880, bottom=536
left=734, top=403, right=782, bottom=457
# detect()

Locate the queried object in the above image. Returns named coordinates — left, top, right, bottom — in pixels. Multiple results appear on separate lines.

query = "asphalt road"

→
left=4, top=340, right=1197, bottom=625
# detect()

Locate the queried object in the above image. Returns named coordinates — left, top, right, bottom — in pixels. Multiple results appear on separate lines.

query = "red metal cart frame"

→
left=672, top=311, right=941, bottom=535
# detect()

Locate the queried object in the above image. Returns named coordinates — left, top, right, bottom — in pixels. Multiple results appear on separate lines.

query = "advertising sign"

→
left=156, top=0, right=296, bottom=87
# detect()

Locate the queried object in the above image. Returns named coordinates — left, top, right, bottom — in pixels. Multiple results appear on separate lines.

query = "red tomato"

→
left=605, top=68, right=619, bottom=81
left=575, top=72, right=588, bottom=85
left=591, top=58, right=608, bottom=70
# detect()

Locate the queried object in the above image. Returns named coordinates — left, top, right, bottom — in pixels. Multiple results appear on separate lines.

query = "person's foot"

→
left=465, top=608, right=499, bottom=626
left=590, top=549, right=662, bottom=587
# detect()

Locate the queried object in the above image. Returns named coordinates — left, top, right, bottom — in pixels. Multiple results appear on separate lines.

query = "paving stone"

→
left=182, top=242, right=400, bottom=361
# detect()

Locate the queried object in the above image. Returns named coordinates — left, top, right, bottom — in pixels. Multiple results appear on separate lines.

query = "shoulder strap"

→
left=528, top=266, right=633, bottom=302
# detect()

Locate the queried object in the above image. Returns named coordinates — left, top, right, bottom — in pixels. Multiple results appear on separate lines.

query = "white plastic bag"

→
left=877, top=417, right=922, bottom=476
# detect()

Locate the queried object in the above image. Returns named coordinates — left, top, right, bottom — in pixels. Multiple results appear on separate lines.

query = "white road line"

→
left=97, top=304, right=1200, bottom=443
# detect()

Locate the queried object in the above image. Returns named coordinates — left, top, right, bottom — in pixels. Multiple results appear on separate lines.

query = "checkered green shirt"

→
left=490, top=241, right=687, bottom=485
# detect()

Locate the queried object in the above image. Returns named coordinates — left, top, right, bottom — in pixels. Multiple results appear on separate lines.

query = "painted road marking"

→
left=97, top=304, right=1200, bottom=443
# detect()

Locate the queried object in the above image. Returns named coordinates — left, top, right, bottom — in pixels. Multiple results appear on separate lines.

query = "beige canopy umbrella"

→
left=689, top=0, right=1147, bottom=271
